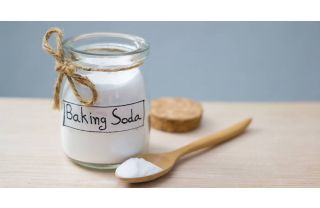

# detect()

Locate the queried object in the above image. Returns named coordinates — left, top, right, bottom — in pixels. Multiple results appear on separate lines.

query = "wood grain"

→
left=0, top=98, right=320, bottom=187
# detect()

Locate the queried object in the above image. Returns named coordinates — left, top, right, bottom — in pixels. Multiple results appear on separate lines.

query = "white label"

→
left=62, top=100, right=145, bottom=133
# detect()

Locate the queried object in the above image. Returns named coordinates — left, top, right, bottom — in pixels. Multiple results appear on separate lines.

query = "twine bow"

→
left=42, top=27, right=144, bottom=110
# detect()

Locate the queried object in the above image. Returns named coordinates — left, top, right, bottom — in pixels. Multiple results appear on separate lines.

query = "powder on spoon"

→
left=115, top=158, right=163, bottom=178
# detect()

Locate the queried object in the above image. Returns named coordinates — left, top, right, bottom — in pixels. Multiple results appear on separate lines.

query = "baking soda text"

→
left=63, top=100, right=145, bottom=133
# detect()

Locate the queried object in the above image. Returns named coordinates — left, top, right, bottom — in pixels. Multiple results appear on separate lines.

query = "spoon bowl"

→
left=117, top=118, right=252, bottom=183
left=117, top=152, right=177, bottom=183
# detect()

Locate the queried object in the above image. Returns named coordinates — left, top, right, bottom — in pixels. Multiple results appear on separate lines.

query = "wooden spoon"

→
left=117, top=118, right=252, bottom=183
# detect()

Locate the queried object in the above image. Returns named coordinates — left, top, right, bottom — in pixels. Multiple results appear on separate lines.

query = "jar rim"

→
left=63, top=32, right=150, bottom=57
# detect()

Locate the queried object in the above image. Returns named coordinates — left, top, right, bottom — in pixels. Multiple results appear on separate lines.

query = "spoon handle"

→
left=171, top=118, right=252, bottom=159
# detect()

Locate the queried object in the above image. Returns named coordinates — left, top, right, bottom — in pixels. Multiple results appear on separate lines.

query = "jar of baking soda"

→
left=43, top=28, right=150, bottom=169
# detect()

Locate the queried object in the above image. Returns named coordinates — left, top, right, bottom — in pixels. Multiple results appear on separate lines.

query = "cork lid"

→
left=150, top=97, right=203, bottom=133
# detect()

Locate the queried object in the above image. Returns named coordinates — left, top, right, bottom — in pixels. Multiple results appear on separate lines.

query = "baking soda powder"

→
left=115, top=158, right=162, bottom=178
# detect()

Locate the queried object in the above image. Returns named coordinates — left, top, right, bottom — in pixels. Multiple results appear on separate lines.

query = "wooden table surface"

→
left=1, top=98, right=320, bottom=187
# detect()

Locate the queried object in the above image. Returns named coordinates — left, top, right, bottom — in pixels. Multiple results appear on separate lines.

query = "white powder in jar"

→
left=115, top=158, right=163, bottom=178
left=61, top=67, right=149, bottom=165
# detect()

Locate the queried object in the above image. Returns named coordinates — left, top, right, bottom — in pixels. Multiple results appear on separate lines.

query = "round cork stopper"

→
left=150, top=97, right=203, bottom=133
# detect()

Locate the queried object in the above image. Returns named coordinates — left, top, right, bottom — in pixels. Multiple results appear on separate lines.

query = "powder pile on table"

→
left=115, top=158, right=162, bottom=178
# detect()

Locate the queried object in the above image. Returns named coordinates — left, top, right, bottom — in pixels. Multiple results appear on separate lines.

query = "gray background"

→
left=1, top=22, right=320, bottom=101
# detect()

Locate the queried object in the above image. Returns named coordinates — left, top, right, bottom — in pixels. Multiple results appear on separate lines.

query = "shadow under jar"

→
left=61, top=32, right=150, bottom=169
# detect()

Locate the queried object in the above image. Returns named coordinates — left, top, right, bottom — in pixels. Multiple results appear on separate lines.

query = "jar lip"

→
left=63, top=32, right=150, bottom=57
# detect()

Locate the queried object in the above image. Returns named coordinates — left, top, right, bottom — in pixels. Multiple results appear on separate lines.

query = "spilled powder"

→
left=115, top=158, right=162, bottom=178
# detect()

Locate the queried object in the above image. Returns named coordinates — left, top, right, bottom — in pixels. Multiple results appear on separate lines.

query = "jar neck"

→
left=63, top=32, right=149, bottom=70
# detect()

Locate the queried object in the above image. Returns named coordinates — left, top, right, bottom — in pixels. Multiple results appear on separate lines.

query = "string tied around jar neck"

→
left=42, top=27, right=144, bottom=110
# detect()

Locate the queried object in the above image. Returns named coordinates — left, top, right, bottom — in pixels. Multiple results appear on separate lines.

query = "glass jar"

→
left=61, top=32, right=150, bottom=169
